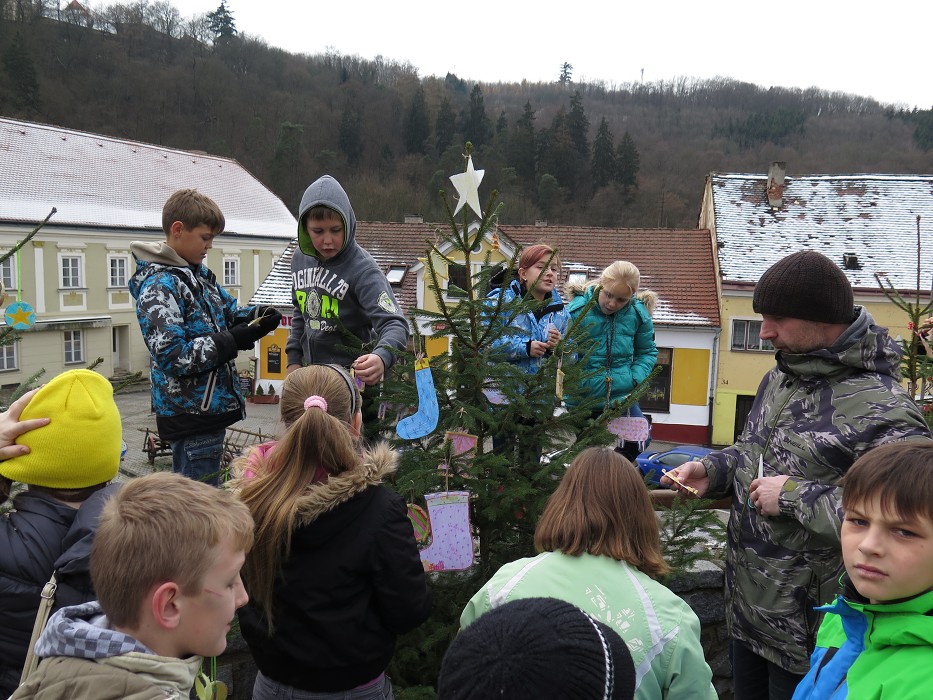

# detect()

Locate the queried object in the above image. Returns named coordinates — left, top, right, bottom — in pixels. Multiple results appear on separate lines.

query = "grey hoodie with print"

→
left=286, top=175, right=409, bottom=371
left=702, top=307, right=931, bottom=674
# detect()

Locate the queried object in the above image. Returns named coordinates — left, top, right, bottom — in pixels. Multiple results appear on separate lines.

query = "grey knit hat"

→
left=753, top=250, right=855, bottom=324
left=437, top=597, right=636, bottom=700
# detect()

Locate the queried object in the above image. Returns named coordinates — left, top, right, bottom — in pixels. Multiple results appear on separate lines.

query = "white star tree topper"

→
left=449, top=155, right=484, bottom=218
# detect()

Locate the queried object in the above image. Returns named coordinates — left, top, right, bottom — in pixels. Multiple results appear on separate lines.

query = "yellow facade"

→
left=419, top=238, right=512, bottom=356
left=713, top=291, right=921, bottom=445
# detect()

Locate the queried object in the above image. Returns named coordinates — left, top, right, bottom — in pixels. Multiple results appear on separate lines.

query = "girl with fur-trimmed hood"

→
left=229, top=364, right=431, bottom=699
left=566, top=261, right=659, bottom=458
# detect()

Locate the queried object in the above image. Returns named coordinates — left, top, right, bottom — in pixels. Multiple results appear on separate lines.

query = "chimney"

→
left=842, top=253, right=861, bottom=270
left=767, top=162, right=786, bottom=209
left=403, top=214, right=423, bottom=224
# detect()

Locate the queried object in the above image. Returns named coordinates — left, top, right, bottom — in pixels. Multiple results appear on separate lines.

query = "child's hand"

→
left=529, top=340, right=551, bottom=358
left=352, top=354, right=385, bottom=385
left=546, top=326, right=561, bottom=346
left=0, top=388, right=50, bottom=460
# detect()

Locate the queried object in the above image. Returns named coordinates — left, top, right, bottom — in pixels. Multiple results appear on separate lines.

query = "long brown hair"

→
left=235, top=364, right=363, bottom=630
left=534, top=447, right=670, bottom=578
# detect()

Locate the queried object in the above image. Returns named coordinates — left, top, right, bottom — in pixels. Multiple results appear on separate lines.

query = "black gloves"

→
left=250, top=306, right=283, bottom=335
left=229, top=323, right=266, bottom=351
left=228, top=307, right=283, bottom=351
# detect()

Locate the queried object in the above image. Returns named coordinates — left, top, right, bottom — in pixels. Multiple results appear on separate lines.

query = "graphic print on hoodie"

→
left=285, top=175, right=408, bottom=371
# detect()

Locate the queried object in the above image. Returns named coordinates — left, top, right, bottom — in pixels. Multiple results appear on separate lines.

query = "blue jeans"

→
left=170, top=430, right=226, bottom=486
left=252, top=671, right=394, bottom=700
left=730, top=640, right=805, bottom=700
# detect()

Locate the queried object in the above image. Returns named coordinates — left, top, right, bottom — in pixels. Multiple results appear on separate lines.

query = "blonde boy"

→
left=792, top=441, right=933, bottom=699
left=12, top=472, right=254, bottom=699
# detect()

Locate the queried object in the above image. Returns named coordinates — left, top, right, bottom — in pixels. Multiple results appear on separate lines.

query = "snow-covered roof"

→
left=709, top=172, right=933, bottom=290
left=0, top=117, right=296, bottom=239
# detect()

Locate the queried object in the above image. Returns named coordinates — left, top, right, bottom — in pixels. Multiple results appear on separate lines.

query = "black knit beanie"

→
left=753, top=250, right=855, bottom=324
left=437, top=597, right=636, bottom=700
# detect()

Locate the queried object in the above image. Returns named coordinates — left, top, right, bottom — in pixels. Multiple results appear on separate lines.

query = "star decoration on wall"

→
left=449, top=155, right=484, bottom=218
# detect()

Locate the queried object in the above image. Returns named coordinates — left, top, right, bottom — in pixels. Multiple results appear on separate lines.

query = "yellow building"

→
left=700, top=164, right=933, bottom=445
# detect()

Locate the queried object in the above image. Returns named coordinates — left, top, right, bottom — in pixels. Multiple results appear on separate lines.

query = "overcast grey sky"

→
left=170, top=0, right=932, bottom=110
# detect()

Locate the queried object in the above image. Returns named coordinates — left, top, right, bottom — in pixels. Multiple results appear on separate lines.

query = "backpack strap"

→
left=19, top=573, right=57, bottom=685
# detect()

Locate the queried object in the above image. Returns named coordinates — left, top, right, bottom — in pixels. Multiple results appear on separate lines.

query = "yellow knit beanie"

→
left=0, top=369, right=122, bottom=488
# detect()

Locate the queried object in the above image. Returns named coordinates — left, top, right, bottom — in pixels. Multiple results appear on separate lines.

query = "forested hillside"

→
left=2, top=1, right=932, bottom=228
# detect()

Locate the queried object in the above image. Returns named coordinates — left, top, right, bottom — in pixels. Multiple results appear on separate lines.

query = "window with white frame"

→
left=0, top=256, right=16, bottom=292
left=108, top=255, right=129, bottom=288
left=64, top=330, right=84, bottom=364
left=731, top=319, right=774, bottom=352
left=224, top=258, right=240, bottom=286
left=0, top=342, right=17, bottom=371
left=60, top=254, right=83, bottom=289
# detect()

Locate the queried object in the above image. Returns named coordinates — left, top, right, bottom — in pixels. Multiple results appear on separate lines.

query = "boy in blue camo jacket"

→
left=130, top=189, right=281, bottom=484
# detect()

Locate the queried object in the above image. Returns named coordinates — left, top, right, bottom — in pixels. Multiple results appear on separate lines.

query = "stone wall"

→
left=667, top=560, right=732, bottom=699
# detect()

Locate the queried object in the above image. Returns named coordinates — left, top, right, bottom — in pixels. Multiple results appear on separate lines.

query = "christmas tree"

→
left=383, top=145, right=646, bottom=693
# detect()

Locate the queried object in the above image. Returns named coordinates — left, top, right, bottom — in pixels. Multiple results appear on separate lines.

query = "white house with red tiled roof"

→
left=0, top=117, right=295, bottom=385
left=254, top=221, right=722, bottom=445
left=700, top=163, right=933, bottom=444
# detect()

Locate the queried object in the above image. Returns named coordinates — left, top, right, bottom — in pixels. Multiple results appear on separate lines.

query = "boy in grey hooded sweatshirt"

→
left=285, top=175, right=408, bottom=385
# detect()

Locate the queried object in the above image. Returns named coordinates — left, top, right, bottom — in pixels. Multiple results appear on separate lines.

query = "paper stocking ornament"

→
left=396, top=358, right=439, bottom=439
left=419, top=491, right=474, bottom=572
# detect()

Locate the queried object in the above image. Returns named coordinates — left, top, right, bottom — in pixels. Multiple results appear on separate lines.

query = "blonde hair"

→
left=234, top=364, right=365, bottom=630
left=162, top=189, right=225, bottom=235
left=91, top=471, right=254, bottom=628
left=534, top=447, right=670, bottom=578
left=598, top=260, right=640, bottom=297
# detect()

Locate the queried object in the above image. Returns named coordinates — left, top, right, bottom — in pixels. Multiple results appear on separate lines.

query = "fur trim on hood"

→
left=565, top=281, right=658, bottom=315
left=294, top=441, right=398, bottom=525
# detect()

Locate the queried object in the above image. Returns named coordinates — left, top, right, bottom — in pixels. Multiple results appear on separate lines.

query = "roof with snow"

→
left=708, top=172, right=933, bottom=291
left=253, top=224, right=720, bottom=329
left=0, top=117, right=296, bottom=239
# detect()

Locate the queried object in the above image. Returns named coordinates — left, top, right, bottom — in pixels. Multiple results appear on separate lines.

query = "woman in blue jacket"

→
left=487, top=243, right=569, bottom=375
left=566, top=260, right=658, bottom=460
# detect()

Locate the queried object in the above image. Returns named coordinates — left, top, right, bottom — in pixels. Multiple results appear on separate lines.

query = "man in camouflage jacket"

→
left=664, top=251, right=931, bottom=700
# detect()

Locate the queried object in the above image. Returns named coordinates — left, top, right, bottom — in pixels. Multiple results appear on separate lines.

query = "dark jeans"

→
left=170, top=429, right=226, bottom=486
left=730, top=640, right=805, bottom=700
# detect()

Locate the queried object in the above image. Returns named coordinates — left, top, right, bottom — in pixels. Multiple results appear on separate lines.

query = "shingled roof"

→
left=252, top=223, right=719, bottom=329
left=0, top=117, right=295, bottom=239
left=707, top=172, right=933, bottom=292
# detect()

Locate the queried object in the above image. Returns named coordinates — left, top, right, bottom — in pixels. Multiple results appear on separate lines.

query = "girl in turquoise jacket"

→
left=567, top=261, right=658, bottom=458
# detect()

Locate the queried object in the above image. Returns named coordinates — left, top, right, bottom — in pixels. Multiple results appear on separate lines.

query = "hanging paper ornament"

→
left=4, top=301, right=35, bottom=330
left=445, top=430, right=478, bottom=456
left=407, top=503, right=432, bottom=545
left=396, top=357, right=439, bottom=439
left=607, top=415, right=651, bottom=442
left=419, top=490, right=474, bottom=572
